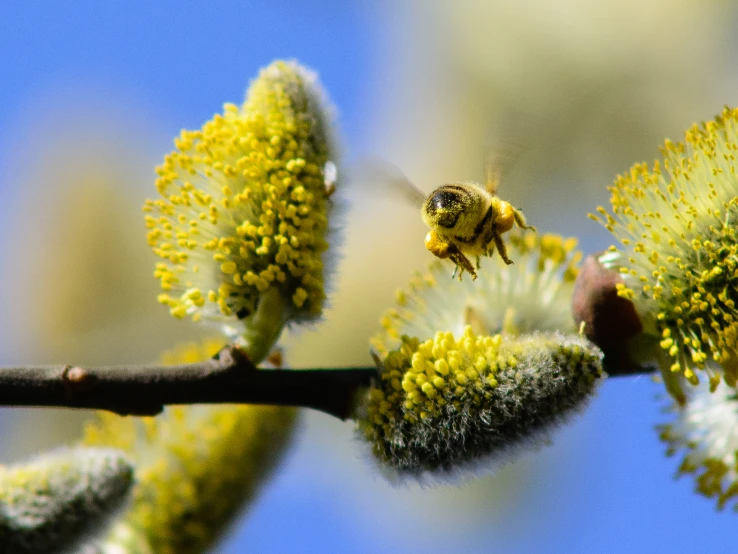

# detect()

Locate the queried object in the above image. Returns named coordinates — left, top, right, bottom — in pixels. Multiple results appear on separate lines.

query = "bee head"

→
left=423, top=188, right=464, bottom=229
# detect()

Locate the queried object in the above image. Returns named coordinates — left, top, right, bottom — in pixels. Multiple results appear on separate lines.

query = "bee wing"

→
left=484, top=143, right=524, bottom=195
left=351, top=156, right=427, bottom=207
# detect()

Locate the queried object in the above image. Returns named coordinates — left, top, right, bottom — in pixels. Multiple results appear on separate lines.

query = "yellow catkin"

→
left=360, top=329, right=603, bottom=474
left=144, top=60, right=337, bottom=344
left=360, top=231, right=600, bottom=476
left=592, top=106, right=738, bottom=385
left=371, top=231, right=582, bottom=357
left=370, top=327, right=496, bottom=424
left=84, top=339, right=298, bottom=554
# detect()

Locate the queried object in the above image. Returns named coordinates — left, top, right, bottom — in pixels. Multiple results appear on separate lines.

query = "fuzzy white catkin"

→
left=0, top=447, right=135, bottom=554
left=361, top=331, right=604, bottom=480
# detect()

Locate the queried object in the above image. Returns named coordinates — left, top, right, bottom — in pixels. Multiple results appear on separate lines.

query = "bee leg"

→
left=449, top=249, right=476, bottom=280
left=493, top=231, right=514, bottom=265
left=513, top=207, right=536, bottom=231
left=425, top=231, right=477, bottom=280
left=475, top=256, right=481, bottom=270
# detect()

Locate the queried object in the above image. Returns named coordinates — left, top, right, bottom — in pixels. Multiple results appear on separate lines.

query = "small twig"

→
left=0, top=345, right=377, bottom=420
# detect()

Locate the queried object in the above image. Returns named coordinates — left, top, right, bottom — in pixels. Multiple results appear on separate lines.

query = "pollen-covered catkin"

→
left=360, top=232, right=599, bottom=477
left=591, top=106, right=738, bottom=389
left=144, top=59, right=339, bottom=362
left=359, top=329, right=603, bottom=476
left=373, top=232, right=581, bottom=355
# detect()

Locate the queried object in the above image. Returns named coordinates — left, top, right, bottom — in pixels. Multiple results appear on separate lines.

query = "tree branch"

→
left=0, top=345, right=377, bottom=420
left=0, top=344, right=656, bottom=420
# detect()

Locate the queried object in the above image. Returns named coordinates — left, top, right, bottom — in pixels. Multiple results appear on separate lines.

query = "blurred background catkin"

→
left=1, top=2, right=737, bottom=553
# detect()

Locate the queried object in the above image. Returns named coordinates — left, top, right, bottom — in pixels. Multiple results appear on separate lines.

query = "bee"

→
left=369, top=154, right=535, bottom=280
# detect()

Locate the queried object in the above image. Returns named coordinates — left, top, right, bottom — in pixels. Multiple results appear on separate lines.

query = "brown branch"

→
left=0, top=343, right=655, bottom=420
left=0, top=345, right=377, bottom=420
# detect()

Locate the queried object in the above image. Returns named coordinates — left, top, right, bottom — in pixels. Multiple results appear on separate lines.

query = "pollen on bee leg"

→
left=425, top=230, right=477, bottom=280
left=424, top=231, right=450, bottom=259
left=496, top=201, right=515, bottom=234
